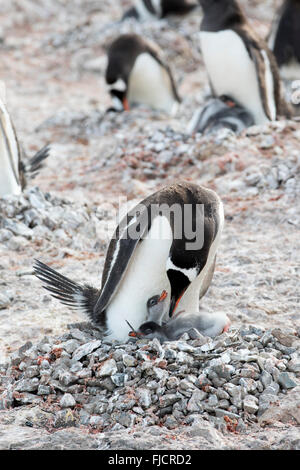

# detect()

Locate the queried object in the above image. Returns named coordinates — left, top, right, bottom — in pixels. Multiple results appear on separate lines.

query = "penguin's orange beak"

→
left=123, top=97, right=130, bottom=111
left=171, top=288, right=187, bottom=316
left=158, top=290, right=168, bottom=302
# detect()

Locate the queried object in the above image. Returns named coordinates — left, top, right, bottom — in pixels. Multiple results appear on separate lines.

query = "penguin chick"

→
left=187, top=95, right=255, bottom=135
left=130, top=292, right=231, bottom=342
left=105, top=33, right=180, bottom=115
left=146, top=289, right=169, bottom=323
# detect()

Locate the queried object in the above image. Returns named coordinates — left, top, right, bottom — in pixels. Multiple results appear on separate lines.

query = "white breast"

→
left=199, top=30, right=272, bottom=125
left=0, top=99, right=21, bottom=197
left=105, top=215, right=172, bottom=341
left=128, top=52, right=178, bottom=115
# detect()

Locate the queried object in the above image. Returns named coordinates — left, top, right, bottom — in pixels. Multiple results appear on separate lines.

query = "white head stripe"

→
left=108, top=78, right=127, bottom=92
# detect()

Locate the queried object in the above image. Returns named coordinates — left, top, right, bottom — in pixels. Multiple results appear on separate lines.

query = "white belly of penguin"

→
left=0, top=99, right=21, bottom=197
left=105, top=215, right=172, bottom=341
left=128, top=53, right=177, bottom=114
left=200, top=30, right=270, bottom=125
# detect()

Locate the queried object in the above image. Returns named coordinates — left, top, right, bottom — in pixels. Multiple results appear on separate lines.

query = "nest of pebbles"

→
left=1, top=322, right=299, bottom=433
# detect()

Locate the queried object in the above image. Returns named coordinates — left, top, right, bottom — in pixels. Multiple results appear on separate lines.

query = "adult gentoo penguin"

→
left=198, top=0, right=291, bottom=125
left=128, top=290, right=231, bottom=342
left=186, top=95, right=255, bottom=135
left=0, top=97, right=50, bottom=197
left=34, top=181, right=224, bottom=342
left=268, top=0, right=300, bottom=80
left=122, top=0, right=198, bottom=21
left=105, top=34, right=180, bottom=115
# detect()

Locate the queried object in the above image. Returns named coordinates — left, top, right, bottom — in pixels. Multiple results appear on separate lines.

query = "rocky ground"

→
left=0, top=0, right=299, bottom=450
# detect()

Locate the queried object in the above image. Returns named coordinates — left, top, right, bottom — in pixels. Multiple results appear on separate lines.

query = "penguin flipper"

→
left=235, top=27, right=283, bottom=120
left=93, top=203, right=150, bottom=321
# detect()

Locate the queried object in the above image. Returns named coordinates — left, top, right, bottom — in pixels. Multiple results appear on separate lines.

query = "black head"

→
left=105, top=34, right=147, bottom=110
left=138, top=321, right=163, bottom=336
left=136, top=321, right=168, bottom=342
left=106, top=34, right=146, bottom=85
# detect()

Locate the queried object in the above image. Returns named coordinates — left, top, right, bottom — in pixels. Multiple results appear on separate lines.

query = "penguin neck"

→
left=201, top=5, right=245, bottom=32
left=174, top=200, right=224, bottom=314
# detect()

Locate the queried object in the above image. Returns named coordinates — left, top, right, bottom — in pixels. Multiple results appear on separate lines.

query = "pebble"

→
left=243, top=395, right=259, bottom=414
left=0, top=323, right=298, bottom=432
left=277, top=372, right=298, bottom=389
left=60, top=393, right=76, bottom=408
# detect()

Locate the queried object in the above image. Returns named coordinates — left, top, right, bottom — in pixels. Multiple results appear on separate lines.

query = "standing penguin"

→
left=105, top=34, right=181, bottom=115
left=198, top=0, right=291, bottom=125
left=122, top=0, right=198, bottom=21
left=0, top=97, right=50, bottom=197
left=34, top=181, right=224, bottom=342
left=268, top=0, right=300, bottom=80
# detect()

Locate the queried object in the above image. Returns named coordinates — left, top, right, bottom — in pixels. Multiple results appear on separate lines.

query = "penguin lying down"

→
left=187, top=95, right=255, bottom=136
left=127, top=290, right=231, bottom=343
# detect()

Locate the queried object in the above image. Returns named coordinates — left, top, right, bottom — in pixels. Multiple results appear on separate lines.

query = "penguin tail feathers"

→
left=26, top=144, right=51, bottom=179
left=33, top=260, right=100, bottom=322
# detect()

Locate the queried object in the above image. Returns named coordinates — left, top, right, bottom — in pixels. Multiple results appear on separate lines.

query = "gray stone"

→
left=37, top=385, right=51, bottom=395
left=122, top=354, right=136, bottom=367
left=277, top=372, right=298, bottom=389
left=72, top=340, right=102, bottom=360
left=187, top=390, right=207, bottom=412
left=243, top=395, right=259, bottom=414
left=96, top=358, right=118, bottom=377
left=260, top=370, right=273, bottom=388
left=15, top=378, right=39, bottom=393
left=136, top=388, right=152, bottom=408
left=115, top=412, right=136, bottom=428
left=60, top=393, right=76, bottom=408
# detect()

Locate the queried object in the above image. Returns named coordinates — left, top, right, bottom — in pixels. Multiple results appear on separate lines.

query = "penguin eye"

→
left=144, top=328, right=153, bottom=335
left=149, top=299, right=156, bottom=307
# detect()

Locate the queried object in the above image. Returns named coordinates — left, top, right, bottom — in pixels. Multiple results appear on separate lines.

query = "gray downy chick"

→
left=129, top=291, right=231, bottom=342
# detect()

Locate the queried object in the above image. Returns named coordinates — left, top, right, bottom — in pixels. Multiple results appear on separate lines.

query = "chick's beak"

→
left=158, top=290, right=168, bottom=302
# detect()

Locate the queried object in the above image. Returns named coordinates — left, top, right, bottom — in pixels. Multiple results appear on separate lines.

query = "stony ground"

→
left=0, top=0, right=299, bottom=450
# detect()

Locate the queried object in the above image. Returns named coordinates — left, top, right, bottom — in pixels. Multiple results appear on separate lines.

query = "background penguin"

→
left=186, top=95, right=255, bottom=135
left=0, top=97, right=50, bottom=197
left=33, top=181, right=224, bottom=342
left=198, top=0, right=292, bottom=125
left=268, top=0, right=300, bottom=80
left=105, top=33, right=181, bottom=115
left=122, top=0, right=198, bottom=22
left=129, top=290, right=230, bottom=341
